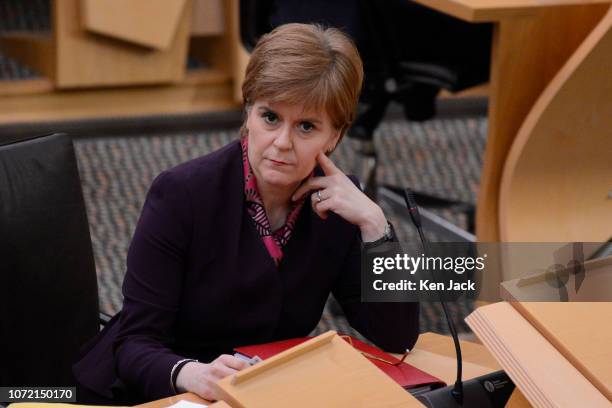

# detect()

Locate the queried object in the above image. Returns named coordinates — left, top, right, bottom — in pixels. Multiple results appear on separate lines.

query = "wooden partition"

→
left=81, top=0, right=189, bottom=50
left=409, top=0, right=610, bottom=241
left=0, top=0, right=246, bottom=123
left=0, top=0, right=196, bottom=88
left=499, top=5, right=612, bottom=242
left=55, top=0, right=192, bottom=88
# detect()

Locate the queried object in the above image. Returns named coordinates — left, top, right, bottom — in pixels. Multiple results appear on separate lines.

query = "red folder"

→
left=234, top=335, right=446, bottom=390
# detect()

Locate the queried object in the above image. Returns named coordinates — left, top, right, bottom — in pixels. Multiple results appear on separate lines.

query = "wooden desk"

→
left=135, top=332, right=500, bottom=408
left=410, top=0, right=610, bottom=241
left=401, top=332, right=500, bottom=384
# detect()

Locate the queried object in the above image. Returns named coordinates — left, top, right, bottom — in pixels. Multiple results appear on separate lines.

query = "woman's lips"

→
left=268, top=158, right=291, bottom=166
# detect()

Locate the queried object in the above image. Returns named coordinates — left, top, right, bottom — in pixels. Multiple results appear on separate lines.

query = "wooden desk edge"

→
left=136, top=332, right=499, bottom=408
left=411, top=0, right=610, bottom=22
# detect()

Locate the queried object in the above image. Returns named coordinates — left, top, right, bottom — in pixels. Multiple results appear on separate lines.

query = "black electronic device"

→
left=416, top=370, right=515, bottom=408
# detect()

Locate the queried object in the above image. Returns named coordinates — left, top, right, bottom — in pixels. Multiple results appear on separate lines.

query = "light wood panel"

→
left=182, top=68, right=231, bottom=85
left=467, top=302, right=611, bottom=407
left=54, top=0, right=192, bottom=88
left=412, top=0, right=611, bottom=22
left=192, top=0, right=225, bottom=36
left=81, top=0, right=188, bottom=50
left=0, top=0, right=245, bottom=123
left=500, top=255, right=612, bottom=301
left=506, top=389, right=534, bottom=408
left=396, top=332, right=500, bottom=386
left=499, top=5, right=612, bottom=242
left=409, top=0, right=609, bottom=241
left=134, top=332, right=499, bottom=408
left=476, top=4, right=608, bottom=240
left=208, top=402, right=231, bottom=408
left=215, top=332, right=419, bottom=407
left=136, top=391, right=212, bottom=408
left=513, top=302, right=612, bottom=400
left=0, top=82, right=238, bottom=125
left=0, top=78, right=54, bottom=97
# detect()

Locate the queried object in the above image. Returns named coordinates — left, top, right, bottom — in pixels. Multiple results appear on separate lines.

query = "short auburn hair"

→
left=241, top=23, right=364, bottom=140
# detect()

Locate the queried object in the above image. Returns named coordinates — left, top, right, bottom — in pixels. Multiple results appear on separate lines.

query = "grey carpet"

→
left=73, top=115, right=487, bottom=338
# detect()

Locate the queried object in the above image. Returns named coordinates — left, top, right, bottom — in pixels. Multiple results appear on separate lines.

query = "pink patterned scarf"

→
left=241, top=137, right=309, bottom=265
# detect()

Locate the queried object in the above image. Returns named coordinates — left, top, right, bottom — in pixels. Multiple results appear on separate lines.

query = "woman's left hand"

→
left=292, top=151, right=388, bottom=242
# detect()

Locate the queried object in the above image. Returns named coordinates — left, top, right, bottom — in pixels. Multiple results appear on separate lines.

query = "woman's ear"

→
left=326, top=130, right=342, bottom=155
left=244, top=103, right=253, bottom=119
left=241, top=103, right=253, bottom=137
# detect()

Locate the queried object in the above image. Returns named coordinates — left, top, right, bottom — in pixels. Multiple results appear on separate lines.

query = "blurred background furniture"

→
left=0, top=0, right=247, bottom=125
left=499, top=5, right=612, bottom=243
left=0, top=133, right=105, bottom=389
left=0, top=0, right=193, bottom=88
left=409, top=0, right=611, bottom=241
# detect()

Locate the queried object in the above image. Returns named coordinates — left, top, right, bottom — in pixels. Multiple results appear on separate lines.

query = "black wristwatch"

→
left=362, top=222, right=394, bottom=249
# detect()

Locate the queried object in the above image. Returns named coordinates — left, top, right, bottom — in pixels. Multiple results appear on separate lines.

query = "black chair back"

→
left=0, top=133, right=100, bottom=388
left=240, top=0, right=275, bottom=51
left=239, top=0, right=491, bottom=125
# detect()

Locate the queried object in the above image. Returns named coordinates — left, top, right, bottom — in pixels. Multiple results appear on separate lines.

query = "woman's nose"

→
left=273, top=125, right=293, bottom=150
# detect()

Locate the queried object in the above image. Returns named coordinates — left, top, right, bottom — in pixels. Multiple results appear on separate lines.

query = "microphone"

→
left=402, top=189, right=514, bottom=407
left=403, top=189, right=464, bottom=404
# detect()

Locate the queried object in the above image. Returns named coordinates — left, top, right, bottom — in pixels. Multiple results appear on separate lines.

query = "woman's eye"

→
left=299, top=122, right=315, bottom=132
left=262, top=112, right=278, bottom=124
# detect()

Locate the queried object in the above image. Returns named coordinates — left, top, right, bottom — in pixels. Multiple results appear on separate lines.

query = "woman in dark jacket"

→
left=73, top=23, right=419, bottom=405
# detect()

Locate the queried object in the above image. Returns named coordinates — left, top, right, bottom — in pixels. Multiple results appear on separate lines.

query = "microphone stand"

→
left=403, top=189, right=464, bottom=404
left=402, top=189, right=514, bottom=407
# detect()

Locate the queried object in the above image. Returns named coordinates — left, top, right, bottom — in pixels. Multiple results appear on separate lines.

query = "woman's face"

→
left=246, top=100, right=340, bottom=191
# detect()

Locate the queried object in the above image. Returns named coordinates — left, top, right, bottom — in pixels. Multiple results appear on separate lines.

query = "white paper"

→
left=167, top=400, right=208, bottom=408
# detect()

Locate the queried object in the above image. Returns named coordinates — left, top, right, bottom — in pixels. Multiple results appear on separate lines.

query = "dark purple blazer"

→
left=73, top=140, right=419, bottom=404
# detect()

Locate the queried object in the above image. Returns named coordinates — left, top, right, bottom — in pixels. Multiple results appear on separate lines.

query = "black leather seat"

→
left=0, top=133, right=100, bottom=390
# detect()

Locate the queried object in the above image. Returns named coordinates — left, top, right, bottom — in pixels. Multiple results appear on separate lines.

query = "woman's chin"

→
left=259, top=169, right=300, bottom=189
